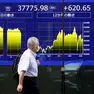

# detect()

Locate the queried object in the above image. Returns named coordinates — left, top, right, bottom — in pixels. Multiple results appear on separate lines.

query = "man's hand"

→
left=37, top=60, right=40, bottom=65
left=61, top=67, right=64, bottom=71
left=17, top=84, right=23, bottom=92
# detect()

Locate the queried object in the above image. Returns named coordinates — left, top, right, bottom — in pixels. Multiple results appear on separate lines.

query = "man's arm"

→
left=17, top=55, right=30, bottom=92
left=19, top=71, right=25, bottom=85
left=17, top=71, right=25, bottom=92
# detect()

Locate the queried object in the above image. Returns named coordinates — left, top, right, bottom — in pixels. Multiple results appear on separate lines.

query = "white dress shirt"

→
left=18, top=48, right=38, bottom=77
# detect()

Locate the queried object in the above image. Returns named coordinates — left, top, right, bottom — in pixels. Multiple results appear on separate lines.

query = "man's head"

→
left=27, top=37, right=39, bottom=52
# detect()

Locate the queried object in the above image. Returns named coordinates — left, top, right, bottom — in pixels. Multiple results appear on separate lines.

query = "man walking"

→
left=17, top=37, right=40, bottom=94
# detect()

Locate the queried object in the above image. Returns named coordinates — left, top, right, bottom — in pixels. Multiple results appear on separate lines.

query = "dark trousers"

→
left=22, top=76, right=39, bottom=94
